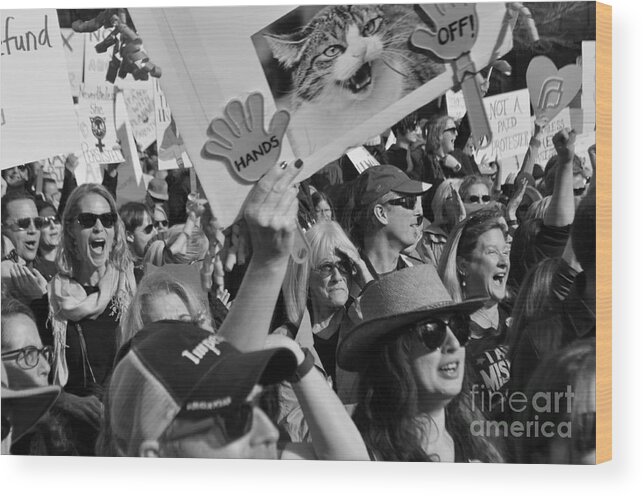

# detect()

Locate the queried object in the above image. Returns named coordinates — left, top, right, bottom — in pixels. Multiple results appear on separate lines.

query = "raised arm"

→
left=216, top=160, right=302, bottom=352
left=518, top=126, right=543, bottom=177
left=266, top=334, right=369, bottom=461
left=544, top=129, right=576, bottom=227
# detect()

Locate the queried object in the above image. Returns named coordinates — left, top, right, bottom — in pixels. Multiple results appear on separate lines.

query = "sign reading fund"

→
left=1, top=10, right=80, bottom=169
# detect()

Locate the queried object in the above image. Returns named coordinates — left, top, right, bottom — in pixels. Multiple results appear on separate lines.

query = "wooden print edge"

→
left=595, top=0, right=612, bottom=464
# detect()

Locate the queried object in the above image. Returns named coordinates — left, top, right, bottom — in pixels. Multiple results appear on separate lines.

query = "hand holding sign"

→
left=204, top=93, right=290, bottom=183
left=411, top=4, right=492, bottom=148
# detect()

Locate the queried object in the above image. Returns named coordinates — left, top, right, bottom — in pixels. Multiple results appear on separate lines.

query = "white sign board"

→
left=1, top=10, right=80, bottom=169
left=346, top=146, right=380, bottom=174
left=121, top=80, right=157, bottom=151
left=445, top=90, right=468, bottom=121
left=535, top=108, right=571, bottom=167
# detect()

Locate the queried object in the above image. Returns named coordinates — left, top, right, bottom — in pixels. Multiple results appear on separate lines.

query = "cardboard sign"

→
left=526, top=56, right=582, bottom=126
left=73, top=151, right=104, bottom=186
left=445, top=90, right=468, bottom=121
left=40, top=155, right=67, bottom=189
left=346, top=146, right=380, bottom=174
left=473, top=89, right=531, bottom=163
left=581, top=41, right=596, bottom=132
left=59, top=28, right=84, bottom=99
left=115, top=90, right=144, bottom=186
left=129, top=3, right=513, bottom=228
left=534, top=108, right=571, bottom=167
left=121, top=80, right=156, bottom=151
left=77, top=83, right=125, bottom=166
left=1, top=10, right=80, bottom=169
left=154, top=79, right=193, bottom=170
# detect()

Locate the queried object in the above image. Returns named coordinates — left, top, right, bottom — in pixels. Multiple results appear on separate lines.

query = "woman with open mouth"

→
left=47, top=183, right=135, bottom=455
left=337, top=264, right=503, bottom=462
left=438, top=207, right=512, bottom=419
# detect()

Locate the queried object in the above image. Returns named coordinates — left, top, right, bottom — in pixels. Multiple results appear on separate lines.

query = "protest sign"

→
left=59, top=28, right=84, bottom=99
left=1, top=10, right=80, bottom=169
left=535, top=108, right=571, bottom=167
left=154, top=79, right=193, bottom=171
left=346, top=146, right=380, bottom=174
left=130, top=3, right=514, bottom=228
left=446, top=90, right=468, bottom=121
left=121, top=80, right=156, bottom=151
left=40, top=155, right=67, bottom=189
left=474, top=89, right=531, bottom=164
left=526, top=56, right=582, bottom=126
left=581, top=41, right=596, bottom=133
left=77, top=83, right=125, bottom=166
left=115, top=89, right=144, bottom=186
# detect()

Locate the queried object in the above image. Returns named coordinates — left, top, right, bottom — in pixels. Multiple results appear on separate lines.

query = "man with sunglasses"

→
left=1, top=191, right=49, bottom=304
left=100, top=321, right=369, bottom=460
left=34, top=202, right=62, bottom=282
left=353, top=165, right=431, bottom=278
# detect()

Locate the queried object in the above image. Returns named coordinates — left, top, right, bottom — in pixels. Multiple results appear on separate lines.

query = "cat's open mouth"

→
left=344, top=62, right=372, bottom=94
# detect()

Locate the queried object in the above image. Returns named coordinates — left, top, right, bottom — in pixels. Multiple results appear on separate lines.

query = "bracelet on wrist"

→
left=291, top=348, right=315, bottom=383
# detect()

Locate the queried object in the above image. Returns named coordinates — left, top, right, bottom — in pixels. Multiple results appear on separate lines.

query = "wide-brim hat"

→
left=1, top=363, right=61, bottom=443
left=337, top=264, right=487, bottom=372
left=147, top=177, right=169, bottom=201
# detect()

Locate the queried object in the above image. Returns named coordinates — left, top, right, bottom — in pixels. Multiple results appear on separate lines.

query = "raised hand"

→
left=411, top=3, right=479, bottom=60
left=553, top=128, right=576, bottom=164
left=507, top=177, right=529, bottom=221
left=10, top=264, right=47, bottom=301
left=204, top=93, right=290, bottom=183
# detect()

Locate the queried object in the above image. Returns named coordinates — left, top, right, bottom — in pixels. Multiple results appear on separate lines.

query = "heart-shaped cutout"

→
left=526, top=56, right=582, bottom=126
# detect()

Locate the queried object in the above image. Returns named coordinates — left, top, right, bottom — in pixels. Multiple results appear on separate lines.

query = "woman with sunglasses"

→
left=47, top=183, right=135, bottom=455
left=337, top=264, right=503, bottom=462
left=459, top=175, right=494, bottom=217
left=438, top=207, right=512, bottom=419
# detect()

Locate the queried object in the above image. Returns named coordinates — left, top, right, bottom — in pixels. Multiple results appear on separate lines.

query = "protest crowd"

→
left=2, top=5, right=596, bottom=464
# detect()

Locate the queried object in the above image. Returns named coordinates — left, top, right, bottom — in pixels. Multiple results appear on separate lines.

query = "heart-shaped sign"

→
left=526, top=56, right=582, bottom=126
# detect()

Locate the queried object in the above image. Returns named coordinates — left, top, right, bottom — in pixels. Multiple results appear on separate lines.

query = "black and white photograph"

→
left=1, top=1, right=611, bottom=479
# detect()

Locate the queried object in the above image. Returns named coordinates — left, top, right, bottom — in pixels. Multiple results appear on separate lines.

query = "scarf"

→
left=48, top=264, right=136, bottom=386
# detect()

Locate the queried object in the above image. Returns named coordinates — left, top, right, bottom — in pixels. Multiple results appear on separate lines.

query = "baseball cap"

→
left=1, top=362, right=61, bottom=444
left=356, top=165, right=431, bottom=207
left=106, top=321, right=298, bottom=456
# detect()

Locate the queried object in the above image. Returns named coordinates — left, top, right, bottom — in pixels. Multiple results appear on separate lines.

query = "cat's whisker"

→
left=380, top=56, right=409, bottom=78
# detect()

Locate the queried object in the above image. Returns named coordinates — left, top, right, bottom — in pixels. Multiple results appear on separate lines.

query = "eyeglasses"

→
left=3, top=216, right=45, bottom=231
left=1, top=345, right=53, bottom=370
left=153, top=220, right=169, bottom=229
left=467, top=195, right=491, bottom=204
left=312, top=259, right=354, bottom=278
left=443, top=127, right=458, bottom=134
left=76, top=212, right=117, bottom=229
left=166, top=390, right=266, bottom=444
left=385, top=196, right=417, bottom=210
left=40, top=215, right=61, bottom=228
left=412, top=314, right=470, bottom=352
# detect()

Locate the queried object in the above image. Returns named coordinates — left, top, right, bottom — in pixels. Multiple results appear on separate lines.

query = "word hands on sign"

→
left=204, top=93, right=290, bottom=183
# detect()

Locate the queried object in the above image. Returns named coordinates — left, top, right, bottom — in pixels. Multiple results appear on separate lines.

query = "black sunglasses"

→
left=153, top=220, right=169, bottom=229
left=467, top=195, right=491, bottom=204
left=3, top=216, right=45, bottom=231
left=76, top=212, right=117, bottom=229
left=169, top=390, right=266, bottom=444
left=385, top=196, right=417, bottom=210
left=40, top=215, right=61, bottom=228
left=313, top=259, right=354, bottom=278
left=412, top=314, right=470, bottom=352
left=1, top=345, right=53, bottom=370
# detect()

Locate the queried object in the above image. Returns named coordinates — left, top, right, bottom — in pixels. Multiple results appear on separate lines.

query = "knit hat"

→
left=337, top=264, right=487, bottom=371
left=106, top=321, right=297, bottom=456
left=356, top=165, right=431, bottom=207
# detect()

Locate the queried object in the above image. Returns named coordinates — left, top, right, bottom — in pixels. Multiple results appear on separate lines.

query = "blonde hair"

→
left=431, top=178, right=463, bottom=228
left=56, top=183, right=132, bottom=277
left=282, top=221, right=359, bottom=324
left=119, top=269, right=213, bottom=347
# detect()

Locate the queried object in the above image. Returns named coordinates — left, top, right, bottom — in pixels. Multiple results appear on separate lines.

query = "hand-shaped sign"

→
left=204, top=93, right=290, bottom=183
left=411, top=4, right=492, bottom=148
left=411, top=3, right=478, bottom=60
left=526, top=56, right=582, bottom=126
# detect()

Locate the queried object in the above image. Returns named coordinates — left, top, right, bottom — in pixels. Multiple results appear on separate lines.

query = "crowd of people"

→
left=2, top=97, right=596, bottom=463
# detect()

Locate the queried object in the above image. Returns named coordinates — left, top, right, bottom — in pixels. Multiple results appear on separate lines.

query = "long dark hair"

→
left=352, top=330, right=504, bottom=462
